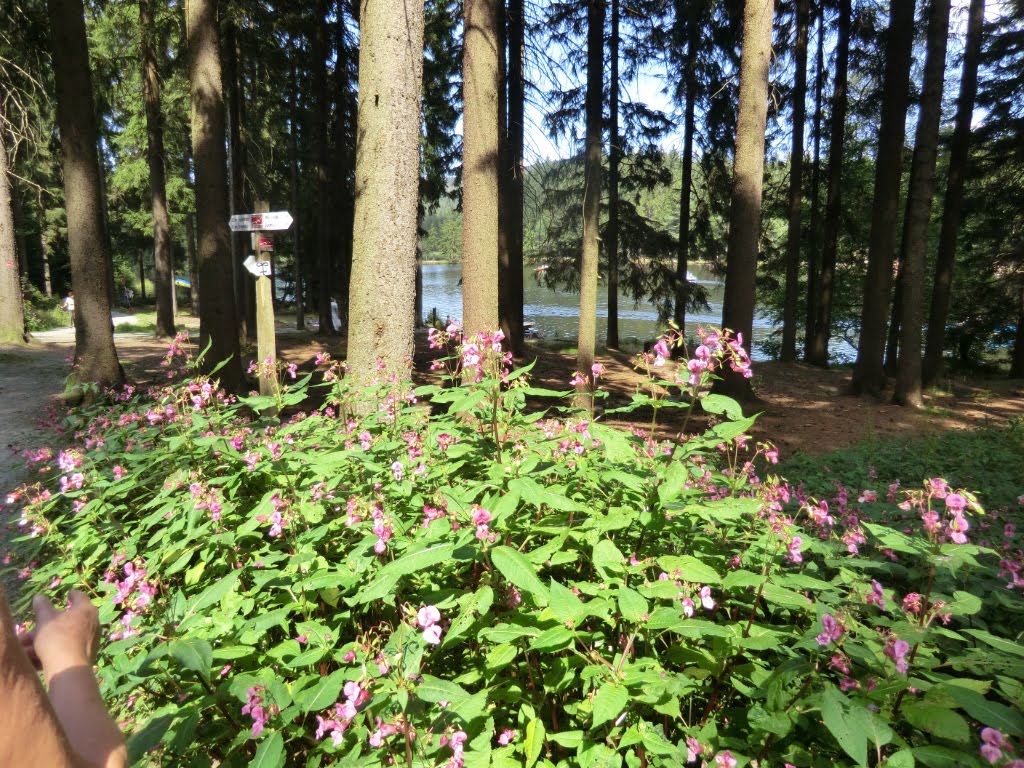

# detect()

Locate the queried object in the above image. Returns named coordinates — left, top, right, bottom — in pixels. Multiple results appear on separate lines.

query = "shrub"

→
left=4, top=328, right=1024, bottom=768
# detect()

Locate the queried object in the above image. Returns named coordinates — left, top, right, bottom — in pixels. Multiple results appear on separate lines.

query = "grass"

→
left=777, top=418, right=1024, bottom=512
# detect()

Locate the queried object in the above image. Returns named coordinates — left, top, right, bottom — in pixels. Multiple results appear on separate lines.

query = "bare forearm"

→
left=47, top=665, right=128, bottom=768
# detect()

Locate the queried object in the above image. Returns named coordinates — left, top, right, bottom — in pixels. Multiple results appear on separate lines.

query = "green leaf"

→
left=592, top=682, right=629, bottom=729
left=657, top=555, right=719, bottom=584
left=491, top=546, right=549, bottom=606
left=699, top=393, right=744, bottom=419
left=529, top=626, right=574, bottom=652
left=550, top=579, right=587, bottom=626
left=760, top=583, right=812, bottom=609
left=820, top=683, right=869, bottom=766
left=417, top=675, right=472, bottom=705
left=352, top=543, right=456, bottom=604
left=509, top=477, right=583, bottom=512
left=183, top=570, right=241, bottom=620
left=593, top=539, right=625, bottom=576
left=902, top=702, right=970, bottom=742
left=127, top=714, right=174, bottom=765
left=617, top=587, right=649, bottom=623
left=945, top=685, right=1024, bottom=736
left=945, top=590, right=982, bottom=616
left=169, top=638, right=213, bottom=677
left=964, top=629, right=1024, bottom=657
left=524, top=718, right=546, bottom=768
left=710, top=414, right=757, bottom=441
left=912, top=746, right=970, bottom=768
left=658, top=462, right=690, bottom=504
left=297, top=670, right=346, bottom=713
left=248, top=731, right=284, bottom=768
left=886, top=750, right=915, bottom=768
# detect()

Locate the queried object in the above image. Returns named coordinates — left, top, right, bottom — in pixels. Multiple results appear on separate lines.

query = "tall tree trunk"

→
left=803, top=1, right=825, bottom=360
left=673, top=0, right=699, bottom=337
left=576, top=0, right=604, bottom=403
left=1012, top=276, right=1024, bottom=379
left=333, top=1, right=354, bottom=328
left=140, top=0, right=175, bottom=338
left=288, top=63, right=304, bottom=331
left=506, top=0, right=525, bottom=354
left=923, top=0, right=984, bottom=386
left=462, top=0, right=501, bottom=336
left=718, top=0, right=775, bottom=400
left=606, top=0, right=621, bottom=350
left=313, top=0, right=334, bottom=334
left=807, top=0, right=850, bottom=367
left=0, top=132, right=27, bottom=344
left=851, top=0, right=916, bottom=396
left=223, top=22, right=248, bottom=341
left=894, top=0, right=952, bottom=407
left=187, top=0, right=242, bottom=390
left=346, top=0, right=424, bottom=382
left=48, top=0, right=124, bottom=391
left=885, top=248, right=904, bottom=374
left=185, top=211, right=199, bottom=311
left=11, top=176, right=29, bottom=282
left=781, top=0, right=809, bottom=362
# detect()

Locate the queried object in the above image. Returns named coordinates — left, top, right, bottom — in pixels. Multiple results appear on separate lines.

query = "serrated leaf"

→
left=297, top=670, right=346, bottom=712
left=886, top=750, right=915, bottom=768
left=248, top=731, right=284, bottom=768
left=550, top=579, right=587, bottom=626
left=658, top=462, right=689, bottom=504
left=592, top=682, right=629, bottom=728
left=617, top=587, right=649, bottom=623
left=127, top=714, right=174, bottom=764
left=491, top=546, right=549, bottom=605
left=820, top=683, right=869, bottom=766
left=945, top=685, right=1024, bottom=736
left=524, top=718, right=545, bottom=768
left=902, top=702, right=970, bottom=742
left=417, top=675, right=472, bottom=705
left=169, top=638, right=213, bottom=677
left=508, top=477, right=583, bottom=512
left=657, top=555, right=719, bottom=584
left=699, top=393, right=744, bottom=419
left=593, top=539, right=625, bottom=575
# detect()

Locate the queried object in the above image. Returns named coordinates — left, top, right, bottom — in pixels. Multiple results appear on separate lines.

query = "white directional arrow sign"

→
left=229, top=211, right=294, bottom=232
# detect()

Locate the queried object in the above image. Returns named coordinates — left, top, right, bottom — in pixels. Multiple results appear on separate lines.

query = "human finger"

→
left=32, top=594, right=59, bottom=626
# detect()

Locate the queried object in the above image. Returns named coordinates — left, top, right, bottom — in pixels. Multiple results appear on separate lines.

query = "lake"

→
left=420, top=262, right=790, bottom=360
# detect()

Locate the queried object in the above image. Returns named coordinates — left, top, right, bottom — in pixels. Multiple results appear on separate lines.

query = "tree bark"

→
left=894, top=0, right=952, bottom=407
left=313, top=0, right=335, bottom=335
left=333, top=1, right=354, bottom=328
left=606, top=0, right=621, bottom=350
left=576, top=0, right=604, bottom=403
left=807, top=0, right=850, bottom=367
left=346, top=0, right=424, bottom=383
left=850, top=0, right=916, bottom=396
left=781, top=0, right=808, bottom=362
left=1012, top=278, right=1024, bottom=379
left=140, top=0, right=175, bottom=338
left=223, top=22, right=249, bottom=341
left=673, top=0, right=699, bottom=337
left=288, top=61, right=304, bottom=331
left=47, top=0, right=124, bottom=390
left=462, top=0, right=501, bottom=336
left=187, top=0, right=242, bottom=390
left=0, top=131, right=27, bottom=344
left=506, top=0, right=525, bottom=355
left=803, top=2, right=825, bottom=360
left=718, top=0, right=775, bottom=401
left=923, top=0, right=984, bottom=387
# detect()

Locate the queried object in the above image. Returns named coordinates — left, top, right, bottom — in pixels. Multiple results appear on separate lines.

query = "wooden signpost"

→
left=230, top=207, right=293, bottom=397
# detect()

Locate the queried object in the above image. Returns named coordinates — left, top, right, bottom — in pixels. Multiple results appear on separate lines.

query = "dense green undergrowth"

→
left=4, top=328, right=1024, bottom=768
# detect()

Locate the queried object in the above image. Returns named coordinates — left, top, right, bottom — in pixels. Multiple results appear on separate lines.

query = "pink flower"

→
left=816, top=613, right=843, bottom=646
left=418, top=605, right=441, bottom=628
left=423, top=624, right=443, bottom=645
left=884, top=636, right=911, bottom=675
left=866, top=580, right=886, bottom=609
left=591, top=362, right=605, bottom=378
left=686, top=737, right=704, bottom=762
left=497, top=728, right=517, bottom=746
left=571, top=371, right=587, bottom=387
left=699, top=586, right=715, bottom=611
left=787, top=536, right=803, bottom=564
left=241, top=686, right=270, bottom=738
left=714, top=751, right=737, bottom=768
left=980, top=727, right=1006, bottom=764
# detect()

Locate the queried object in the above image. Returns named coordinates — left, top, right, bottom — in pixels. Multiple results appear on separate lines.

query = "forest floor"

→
left=2, top=315, right=1023, bottom=494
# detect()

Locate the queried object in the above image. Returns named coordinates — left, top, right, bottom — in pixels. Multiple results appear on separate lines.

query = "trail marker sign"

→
left=229, top=211, right=293, bottom=232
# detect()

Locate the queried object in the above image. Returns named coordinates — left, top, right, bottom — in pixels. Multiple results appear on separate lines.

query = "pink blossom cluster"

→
left=978, top=727, right=1024, bottom=766
left=254, top=493, right=291, bottom=538
left=422, top=503, right=447, bottom=528
left=460, top=330, right=513, bottom=384
left=315, top=681, right=371, bottom=745
left=470, top=505, right=495, bottom=542
left=189, top=481, right=223, bottom=522
left=440, top=729, right=469, bottom=768
left=883, top=635, right=911, bottom=674
left=714, top=750, right=737, bottom=768
left=686, top=736, right=704, bottom=762
left=417, top=604, right=444, bottom=645
left=370, top=500, right=393, bottom=554
left=242, top=686, right=272, bottom=737
left=106, top=558, right=158, bottom=640
left=815, top=613, right=844, bottom=647
left=497, top=728, right=517, bottom=746
left=656, top=572, right=715, bottom=617
left=161, top=331, right=194, bottom=376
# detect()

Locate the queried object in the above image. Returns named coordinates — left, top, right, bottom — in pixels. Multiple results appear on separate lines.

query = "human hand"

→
left=25, top=590, right=100, bottom=682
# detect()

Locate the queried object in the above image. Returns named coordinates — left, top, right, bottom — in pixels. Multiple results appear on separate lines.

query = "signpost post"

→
left=231, top=207, right=293, bottom=398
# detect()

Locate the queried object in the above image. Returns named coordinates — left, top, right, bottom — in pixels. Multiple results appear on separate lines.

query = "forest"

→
left=0, top=0, right=1022, bottom=404
left=4, top=2, right=1024, bottom=767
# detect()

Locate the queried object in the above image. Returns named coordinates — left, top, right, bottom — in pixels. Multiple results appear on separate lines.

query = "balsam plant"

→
left=4, top=327, right=1024, bottom=768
